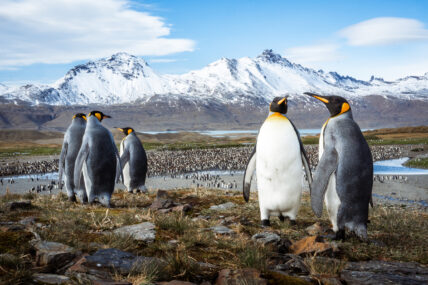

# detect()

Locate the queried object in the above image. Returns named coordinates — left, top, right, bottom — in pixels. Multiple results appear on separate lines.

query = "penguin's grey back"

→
left=123, top=133, right=147, bottom=188
left=324, top=113, right=373, bottom=225
left=83, top=120, right=117, bottom=196
left=64, top=119, right=86, bottom=184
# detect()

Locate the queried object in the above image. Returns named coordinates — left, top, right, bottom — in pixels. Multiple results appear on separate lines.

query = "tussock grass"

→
left=0, top=188, right=427, bottom=283
left=405, top=157, right=428, bottom=169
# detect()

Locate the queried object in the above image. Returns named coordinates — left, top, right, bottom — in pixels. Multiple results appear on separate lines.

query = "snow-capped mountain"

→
left=1, top=50, right=427, bottom=106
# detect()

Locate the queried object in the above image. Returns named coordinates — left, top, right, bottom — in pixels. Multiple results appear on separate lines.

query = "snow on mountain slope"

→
left=0, top=50, right=427, bottom=106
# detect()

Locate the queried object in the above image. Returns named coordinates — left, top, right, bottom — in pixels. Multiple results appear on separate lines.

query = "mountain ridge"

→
left=1, top=49, right=427, bottom=106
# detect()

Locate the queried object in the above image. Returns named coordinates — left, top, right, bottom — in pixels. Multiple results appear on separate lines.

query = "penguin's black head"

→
left=269, top=97, right=288, bottom=114
left=88, top=111, right=111, bottom=122
left=304, top=92, right=351, bottom=117
left=117, top=127, right=134, bottom=136
left=72, top=113, right=86, bottom=121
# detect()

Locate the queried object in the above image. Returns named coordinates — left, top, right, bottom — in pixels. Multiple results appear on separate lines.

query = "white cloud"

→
left=339, top=17, right=428, bottom=46
left=284, top=44, right=341, bottom=64
left=0, top=0, right=195, bottom=69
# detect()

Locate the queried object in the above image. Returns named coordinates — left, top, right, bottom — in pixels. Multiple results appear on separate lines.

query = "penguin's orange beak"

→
left=304, top=92, right=329, bottom=104
left=277, top=97, right=286, bottom=105
left=103, top=114, right=112, bottom=119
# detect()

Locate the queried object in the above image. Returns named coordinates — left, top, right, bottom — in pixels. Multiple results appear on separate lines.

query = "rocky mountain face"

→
left=0, top=50, right=427, bottom=131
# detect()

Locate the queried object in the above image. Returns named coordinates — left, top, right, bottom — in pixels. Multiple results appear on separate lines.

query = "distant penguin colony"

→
left=243, top=97, right=312, bottom=227
left=304, top=92, right=373, bottom=240
left=58, top=93, right=374, bottom=241
left=118, top=127, right=148, bottom=193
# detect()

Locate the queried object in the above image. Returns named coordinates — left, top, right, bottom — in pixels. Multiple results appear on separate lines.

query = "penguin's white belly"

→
left=319, top=122, right=341, bottom=231
left=82, top=162, right=92, bottom=195
left=256, top=117, right=303, bottom=217
left=119, top=141, right=131, bottom=190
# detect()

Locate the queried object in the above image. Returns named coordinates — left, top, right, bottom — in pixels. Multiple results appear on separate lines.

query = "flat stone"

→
left=19, top=216, right=36, bottom=226
left=215, top=268, right=267, bottom=285
left=305, top=222, right=324, bottom=236
left=83, top=248, right=163, bottom=275
left=274, top=254, right=309, bottom=275
left=341, top=260, right=428, bottom=285
left=251, top=232, right=281, bottom=245
left=7, top=200, right=32, bottom=211
left=209, top=202, right=236, bottom=211
left=113, top=222, right=156, bottom=243
left=158, top=281, right=197, bottom=285
left=34, top=241, right=76, bottom=269
left=33, top=273, right=70, bottom=284
left=93, top=280, right=132, bottom=285
left=290, top=236, right=337, bottom=256
left=171, top=204, right=192, bottom=213
left=150, top=198, right=175, bottom=210
left=209, top=225, right=234, bottom=235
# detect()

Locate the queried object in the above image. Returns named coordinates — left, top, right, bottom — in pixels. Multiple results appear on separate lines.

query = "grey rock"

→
left=7, top=200, right=32, bottom=211
left=251, top=232, right=281, bottom=245
left=113, top=222, right=155, bottom=243
left=341, top=260, right=428, bottom=285
left=209, top=225, right=235, bottom=235
left=19, top=216, right=36, bottom=226
left=84, top=248, right=164, bottom=275
left=33, top=273, right=70, bottom=284
left=34, top=241, right=75, bottom=270
left=209, top=202, right=236, bottom=211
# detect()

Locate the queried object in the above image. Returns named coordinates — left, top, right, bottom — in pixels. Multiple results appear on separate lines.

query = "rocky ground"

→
left=0, top=188, right=427, bottom=284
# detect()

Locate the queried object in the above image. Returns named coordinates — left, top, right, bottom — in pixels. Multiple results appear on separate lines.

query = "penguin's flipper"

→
left=369, top=196, right=374, bottom=208
left=243, top=145, right=256, bottom=202
left=74, top=143, right=89, bottom=190
left=288, top=120, right=312, bottom=189
left=311, top=147, right=338, bottom=217
left=58, top=142, right=68, bottom=186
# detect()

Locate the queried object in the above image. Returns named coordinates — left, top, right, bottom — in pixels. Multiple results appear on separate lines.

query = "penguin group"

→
left=59, top=111, right=147, bottom=208
left=243, top=93, right=373, bottom=240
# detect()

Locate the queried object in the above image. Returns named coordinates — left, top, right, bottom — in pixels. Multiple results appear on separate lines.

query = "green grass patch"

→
left=366, top=138, right=428, bottom=145
left=0, top=146, right=61, bottom=157
left=404, top=157, right=428, bottom=169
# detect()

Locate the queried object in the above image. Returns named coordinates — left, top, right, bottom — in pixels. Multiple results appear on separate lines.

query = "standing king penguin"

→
left=305, top=92, right=373, bottom=240
left=58, top=113, right=87, bottom=202
left=117, top=127, right=148, bottom=193
left=243, top=97, right=312, bottom=227
left=74, top=111, right=123, bottom=207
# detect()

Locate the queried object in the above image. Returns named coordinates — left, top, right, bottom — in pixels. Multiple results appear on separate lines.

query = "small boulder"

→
left=290, top=236, right=337, bottom=256
left=172, top=204, right=193, bottom=213
left=251, top=232, right=281, bottom=245
left=209, top=225, right=235, bottom=235
left=19, top=216, right=36, bottom=226
left=7, top=200, right=32, bottom=211
left=34, top=241, right=76, bottom=270
left=305, top=222, right=324, bottom=236
left=215, top=268, right=267, bottom=285
left=113, top=222, right=156, bottom=243
left=33, top=273, right=70, bottom=284
left=209, top=202, right=235, bottom=211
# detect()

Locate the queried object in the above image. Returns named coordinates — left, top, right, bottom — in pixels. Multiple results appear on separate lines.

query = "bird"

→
left=74, top=111, right=123, bottom=207
left=243, top=97, right=312, bottom=227
left=58, top=113, right=87, bottom=202
left=305, top=92, right=373, bottom=240
left=117, top=127, right=148, bottom=193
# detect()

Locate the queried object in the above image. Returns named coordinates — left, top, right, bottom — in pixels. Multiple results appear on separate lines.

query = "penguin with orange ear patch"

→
left=305, top=92, right=373, bottom=240
left=74, top=111, right=123, bottom=207
left=117, top=127, right=148, bottom=193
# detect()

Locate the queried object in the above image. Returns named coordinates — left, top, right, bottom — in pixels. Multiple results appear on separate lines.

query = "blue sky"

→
left=0, top=0, right=427, bottom=85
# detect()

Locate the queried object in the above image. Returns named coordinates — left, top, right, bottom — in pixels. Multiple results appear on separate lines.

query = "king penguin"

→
left=117, top=127, right=148, bottom=193
left=243, top=97, right=312, bottom=227
left=58, top=113, right=87, bottom=202
left=305, top=92, right=373, bottom=240
left=74, top=111, right=123, bottom=207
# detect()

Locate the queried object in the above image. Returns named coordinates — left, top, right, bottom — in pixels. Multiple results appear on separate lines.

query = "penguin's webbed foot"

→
left=68, top=195, right=77, bottom=202
left=279, top=215, right=285, bottom=222
left=334, top=229, right=346, bottom=241
left=279, top=215, right=296, bottom=226
left=261, top=219, right=271, bottom=227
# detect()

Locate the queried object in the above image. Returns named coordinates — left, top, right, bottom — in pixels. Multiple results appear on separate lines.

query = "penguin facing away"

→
left=117, top=127, right=148, bottom=193
left=305, top=92, right=373, bottom=240
left=243, top=97, right=312, bottom=227
left=58, top=113, right=87, bottom=202
left=74, top=111, right=123, bottom=207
